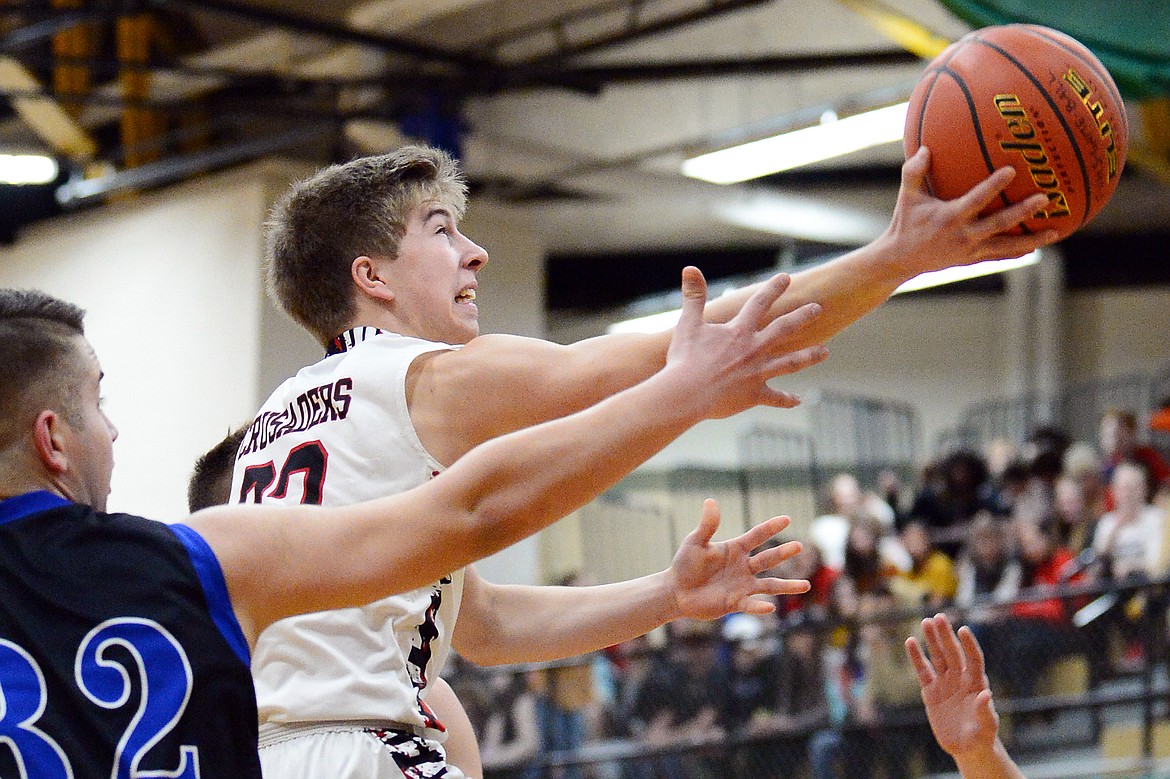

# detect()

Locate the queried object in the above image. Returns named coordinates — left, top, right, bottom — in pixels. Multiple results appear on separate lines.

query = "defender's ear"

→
left=31, top=409, right=69, bottom=475
left=351, top=256, right=395, bottom=303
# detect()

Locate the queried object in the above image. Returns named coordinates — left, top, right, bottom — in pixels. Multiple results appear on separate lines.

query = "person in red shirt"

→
left=1099, top=408, right=1170, bottom=510
left=989, top=521, right=1081, bottom=698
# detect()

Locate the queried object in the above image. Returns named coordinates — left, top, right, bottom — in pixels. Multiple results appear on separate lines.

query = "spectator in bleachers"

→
left=892, top=520, right=959, bottom=611
left=810, top=473, right=899, bottom=571
left=989, top=521, right=1081, bottom=699
left=1086, top=460, right=1166, bottom=677
left=807, top=622, right=864, bottom=779
left=605, top=634, right=658, bottom=742
left=717, top=614, right=789, bottom=779
left=910, top=449, right=1002, bottom=558
left=1092, top=461, right=1165, bottom=581
left=774, top=541, right=838, bottom=622
left=954, top=514, right=1021, bottom=670
left=727, top=611, right=829, bottom=779
left=1005, top=427, right=1069, bottom=528
left=878, top=468, right=910, bottom=530
left=810, top=586, right=931, bottom=779
left=1099, top=408, right=1170, bottom=509
left=532, top=572, right=598, bottom=779
left=989, top=458, right=1032, bottom=519
left=1063, top=441, right=1108, bottom=518
left=627, top=619, right=727, bottom=778
left=479, top=667, right=543, bottom=779
left=1051, top=473, right=1099, bottom=554
left=842, top=514, right=904, bottom=596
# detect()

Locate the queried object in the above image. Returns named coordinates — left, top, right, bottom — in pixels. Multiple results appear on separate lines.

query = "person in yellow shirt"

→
left=893, top=521, right=958, bottom=610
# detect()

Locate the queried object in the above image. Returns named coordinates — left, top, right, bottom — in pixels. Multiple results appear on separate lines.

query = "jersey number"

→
left=0, top=619, right=200, bottom=778
left=239, top=441, right=328, bottom=505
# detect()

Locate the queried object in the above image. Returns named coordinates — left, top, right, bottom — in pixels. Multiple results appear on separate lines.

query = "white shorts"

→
left=259, top=725, right=467, bottom=779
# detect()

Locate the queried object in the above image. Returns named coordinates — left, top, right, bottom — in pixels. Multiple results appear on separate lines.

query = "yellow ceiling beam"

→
left=835, top=0, right=953, bottom=59
left=1129, top=98, right=1170, bottom=183
left=0, top=56, right=98, bottom=159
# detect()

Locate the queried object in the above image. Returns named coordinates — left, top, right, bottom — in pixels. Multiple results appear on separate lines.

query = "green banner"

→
left=937, top=0, right=1170, bottom=98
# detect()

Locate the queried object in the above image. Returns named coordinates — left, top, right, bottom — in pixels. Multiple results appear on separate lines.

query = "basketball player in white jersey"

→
left=239, top=144, right=1055, bottom=777
left=189, top=426, right=484, bottom=778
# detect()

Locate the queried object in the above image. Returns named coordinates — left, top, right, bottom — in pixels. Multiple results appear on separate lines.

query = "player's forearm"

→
left=447, top=367, right=700, bottom=563
left=954, top=740, right=1027, bottom=779
left=705, top=240, right=909, bottom=345
left=456, top=574, right=677, bottom=665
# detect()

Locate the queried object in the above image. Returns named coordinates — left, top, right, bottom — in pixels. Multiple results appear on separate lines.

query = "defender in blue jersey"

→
left=0, top=276, right=818, bottom=777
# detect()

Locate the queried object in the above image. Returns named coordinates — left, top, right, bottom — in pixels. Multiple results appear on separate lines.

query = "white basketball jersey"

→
left=230, top=327, right=463, bottom=736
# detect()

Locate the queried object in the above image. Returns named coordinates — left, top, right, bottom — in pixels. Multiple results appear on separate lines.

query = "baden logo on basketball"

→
left=994, top=93, right=1071, bottom=220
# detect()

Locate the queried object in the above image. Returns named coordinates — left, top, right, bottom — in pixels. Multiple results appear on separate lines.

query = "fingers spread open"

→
left=685, top=497, right=722, bottom=548
left=749, top=538, right=800, bottom=574
left=957, top=625, right=987, bottom=680
left=753, top=576, right=811, bottom=597
left=905, top=636, right=936, bottom=687
left=675, top=266, right=709, bottom=334
left=922, top=615, right=949, bottom=675
left=738, top=272, right=793, bottom=327
left=955, top=166, right=1017, bottom=215
left=934, top=613, right=966, bottom=675
left=760, top=301, right=822, bottom=346
left=739, top=515, right=792, bottom=555
left=764, top=345, right=829, bottom=379
left=900, top=146, right=931, bottom=192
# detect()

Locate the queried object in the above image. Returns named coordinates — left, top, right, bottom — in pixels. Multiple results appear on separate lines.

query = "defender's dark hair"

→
left=187, top=424, right=249, bottom=512
left=0, top=289, right=88, bottom=450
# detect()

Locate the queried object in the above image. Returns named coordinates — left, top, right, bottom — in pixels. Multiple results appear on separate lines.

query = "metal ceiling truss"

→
left=474, top=0, right=774, bottom=65
left=0, top=0, right=924, bottom=206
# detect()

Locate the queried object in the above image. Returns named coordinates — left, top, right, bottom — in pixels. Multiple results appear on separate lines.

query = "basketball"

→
left=905, top=24, right=1128, bottom=241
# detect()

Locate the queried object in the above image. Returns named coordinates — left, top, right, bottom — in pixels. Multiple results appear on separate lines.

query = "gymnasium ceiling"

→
left=2, top=0, right=1170, bottom=315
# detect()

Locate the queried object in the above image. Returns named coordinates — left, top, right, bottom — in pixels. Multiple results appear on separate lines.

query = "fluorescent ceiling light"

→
left=607, top=251, right=1041, bottom=334
left=0, top=154, right=58, bottom=185
left=715, top=193, right=889, bottom=244
left=893, top=252, right=1040, bottom=295
left=682, top=102, right=909, bottom=185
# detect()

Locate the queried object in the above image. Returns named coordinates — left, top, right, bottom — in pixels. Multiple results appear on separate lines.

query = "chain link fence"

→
left=447, top=575, right=1170, bottom=779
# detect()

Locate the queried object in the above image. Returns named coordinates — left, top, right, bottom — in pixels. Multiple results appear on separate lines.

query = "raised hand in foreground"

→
left=905, top=614, right=1026, bottom=779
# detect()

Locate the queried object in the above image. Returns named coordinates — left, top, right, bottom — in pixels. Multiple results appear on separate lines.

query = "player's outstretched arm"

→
left=415, top=150, right=1057, bottom=466
left=906, top=613, right=1025, bottom=779
left=706, top=148, right=1058, bottom=339
left=453, top=500, right=809, bottom=665
left=189, top=267, right=826, bottom=646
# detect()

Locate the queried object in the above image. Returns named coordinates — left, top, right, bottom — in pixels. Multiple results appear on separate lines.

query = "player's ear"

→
left=31, top=409, right=70, bottom=475
left=351, top=256, right=395, bottom=303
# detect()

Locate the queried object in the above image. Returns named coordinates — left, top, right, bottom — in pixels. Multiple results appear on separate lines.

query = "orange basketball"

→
left=904, top=24, right=1127, bottom=241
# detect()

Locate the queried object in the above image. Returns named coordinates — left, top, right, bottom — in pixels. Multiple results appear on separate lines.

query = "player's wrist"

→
left=854, top=233, right=924, bottom=289
left=950, top=735, right=1007, bottom=768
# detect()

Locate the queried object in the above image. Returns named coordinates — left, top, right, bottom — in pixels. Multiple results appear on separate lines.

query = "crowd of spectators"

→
left=445, top=407, right=1170, bottom=779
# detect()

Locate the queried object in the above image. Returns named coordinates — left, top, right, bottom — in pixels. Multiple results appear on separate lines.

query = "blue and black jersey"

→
left=0, top=491, right=259, bottom=779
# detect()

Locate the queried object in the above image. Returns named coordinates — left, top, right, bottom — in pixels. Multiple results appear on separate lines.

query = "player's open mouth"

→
left=455, top=288, right=477, bottom=304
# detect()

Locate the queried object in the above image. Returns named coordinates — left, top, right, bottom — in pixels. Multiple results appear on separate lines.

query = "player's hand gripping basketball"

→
left=881, top=147, right=1058, bottom=277
left=666, top=499, right=809, bottom=620
left=665, top=266, right=828, bottom=420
